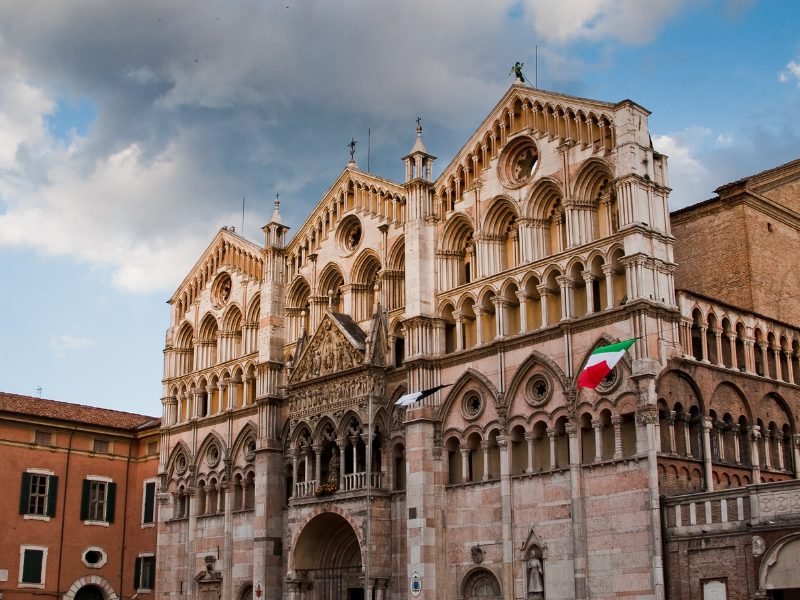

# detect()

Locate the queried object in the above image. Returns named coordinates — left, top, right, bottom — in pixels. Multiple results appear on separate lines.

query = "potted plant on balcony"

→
left=315, top=482, right=337, bottom=497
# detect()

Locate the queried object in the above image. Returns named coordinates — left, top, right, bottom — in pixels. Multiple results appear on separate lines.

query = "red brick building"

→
left=0, top=392, right=160, bottom=600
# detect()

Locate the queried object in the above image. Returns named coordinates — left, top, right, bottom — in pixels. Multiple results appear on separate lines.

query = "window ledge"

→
left=19, top=583, right=45, bottom=589
left=140, top=522, right=155, bottom=529
left=23, top=514, right=51, bottom=522
left=83, top=520, right=110, bottom=527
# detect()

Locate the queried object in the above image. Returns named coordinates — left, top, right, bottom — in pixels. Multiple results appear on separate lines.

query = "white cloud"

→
left=50, top=334, right=94, bottom=357
left=779, top=59, right=800, bottom=85
left=0, top=78, right=55, bottom=170
left=521, top=0, right=687, bottom=45
left=653, top=127, right=713, bottom=209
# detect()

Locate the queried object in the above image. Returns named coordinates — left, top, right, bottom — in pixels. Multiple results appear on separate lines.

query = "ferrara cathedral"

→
left=156, top=82, right=800, bottom=599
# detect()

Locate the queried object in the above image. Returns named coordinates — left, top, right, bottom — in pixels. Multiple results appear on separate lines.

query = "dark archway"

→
left=294, top=512, right=363, bottom=599
left=461, top=568, right=502, bottom=599
left=75, top=586, right=105, bottom=600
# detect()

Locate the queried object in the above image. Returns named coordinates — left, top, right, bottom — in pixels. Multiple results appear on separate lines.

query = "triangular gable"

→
left=363, top=305, right=389, bottom=367
left=434, top=83, right=624, bottom=189
left=289, top=312, right=366, bottom=384
left=285, top=165, right=406, bottom=254
left=168, top=227, right=264, bottom=304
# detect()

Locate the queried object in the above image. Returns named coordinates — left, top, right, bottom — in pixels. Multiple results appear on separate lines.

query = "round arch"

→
left=63, top=576, right=118, bottom=600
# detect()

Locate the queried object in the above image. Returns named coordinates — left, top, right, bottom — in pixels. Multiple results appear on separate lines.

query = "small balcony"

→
left=292, top=472, right=383, bottom=501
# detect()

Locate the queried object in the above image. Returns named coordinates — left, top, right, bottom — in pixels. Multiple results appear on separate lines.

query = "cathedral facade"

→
left=154, top=83, right=800, bottom=599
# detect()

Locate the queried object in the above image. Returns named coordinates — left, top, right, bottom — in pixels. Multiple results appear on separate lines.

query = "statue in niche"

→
left=526, top=549, right=544, bottom=599
left=328, top=451, right=339, bottom=484
left=311, top=350, right=321, bottom=376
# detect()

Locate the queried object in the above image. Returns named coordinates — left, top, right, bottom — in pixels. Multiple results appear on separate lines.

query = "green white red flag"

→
left=577, top=339, right=634, bottom=389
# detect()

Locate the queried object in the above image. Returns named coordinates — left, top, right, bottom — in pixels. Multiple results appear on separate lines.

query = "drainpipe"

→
left=56, top=427, right=78, bottom=598
left=119, top=435, right=134, bottom=598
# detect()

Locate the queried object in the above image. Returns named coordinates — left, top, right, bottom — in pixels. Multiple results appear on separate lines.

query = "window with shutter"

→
left=20, top=472, right=58, bottom=518
left=143, top=481, right=156, bottom=524
left=135, top=555, right=156, bottom=591
left=19, top=546, right=47, bottom=587
left=81, top=478, right=115, bottom=523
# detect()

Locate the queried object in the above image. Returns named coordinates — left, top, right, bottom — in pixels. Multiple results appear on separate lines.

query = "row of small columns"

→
left=171, top=479, right=253, bottom=518
left=660, top=417, right=800, bottom=491
left=166, top=376, right=256, bottom=424
left=682, top=322, right=798, bottom=382
left=449, top=270, right=617, bottom=350
left=290, top=434, right=381, bottom=496
left=455, top=419, right=626, bottom=482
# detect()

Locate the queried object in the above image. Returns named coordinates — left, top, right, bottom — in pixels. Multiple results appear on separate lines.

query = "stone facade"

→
left=155, top=82, right=800, bottom=599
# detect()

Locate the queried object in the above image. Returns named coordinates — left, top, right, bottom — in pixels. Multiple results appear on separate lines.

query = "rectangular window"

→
left=19, top=472, right=58, bottom=518
left=93, top=439, right=110, bottom=454
left=19, top=546, right=47, bottom=587
left=142, top=480, right=156, bottom=525
left=134, top=555, right=156, bottom=591
left=34, top=431, right=52, bottom=446
left=80, top=478, right=116, bottom=523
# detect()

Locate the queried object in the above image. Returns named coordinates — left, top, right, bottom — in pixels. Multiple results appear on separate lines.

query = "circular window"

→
left=595, top=366, right=620, bottom=393
left=175, top=453, right=188, bottom=475
left=207, top=444, right=220, bottom=468
left=336, top=215, right=363, bottom=255
left=244, top=437, right=257, bottom=462
left=499, top=137, right=539, bottom=188
left=526, top=374, right=552, bottom=407
left=462, top=391, right=485, bottom=420
left=211, top=272, right=233, bottom=308
left=82, top=547, right=107, bottom=568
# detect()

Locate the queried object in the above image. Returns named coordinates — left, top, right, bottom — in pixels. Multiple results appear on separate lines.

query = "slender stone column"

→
left=525, top=433, right=536, bottom=473
left=582, top=271, right=596, bottom=315
left=714, top=329, right=724, bottom=367
left=313, top=444, right=322, bottom=484
left=337, top=438, right=346, bottom=490
left=602, top=264, right=615, bottom=309
left=453, top=310, right=464, bottom=351
left=291, top=449, right=299, bottom=498
left=566, top=422, right=588, bottom=599
left=703, top=418, right=714, bottom=491
left=547, top=429, right=557, bottom=469
left=474, top=306, right=485, bottom=345
left=592, top=419, right=603, bottom=462
left=751, top=426, right=762, bottom=484
left=764, top=432, right=773, bottom=469
left=461, top=448, right=471, bottom=482
left=222, top=479, right=233, bottom=600
left=732, top=425, right=742, bottom=464
left=516, top=291, right=528, bottom=333
left=481, top=441, right=491, bottom=480
left=537, top=285, right=550, bottom=327
left=700, top=326, right=709, bottom=363
left=668, top=411, right=677, bottom=454
left=612, top=416, right=623, bottom=459
left=496, top=436, right=514, bottom=600
left=683, top=416, right=693, bottom=458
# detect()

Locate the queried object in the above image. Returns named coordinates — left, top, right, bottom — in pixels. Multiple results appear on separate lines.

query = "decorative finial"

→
left=274, top=192, right=280, bottom=210
left=348, top=138, right=357, bottom=162
left=416, top=116, right=422, bottom=134
left=509, top=61, right=526, bottom=83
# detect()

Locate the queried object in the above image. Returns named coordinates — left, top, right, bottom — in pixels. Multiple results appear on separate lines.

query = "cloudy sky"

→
left=1, top=0, right=798, bottom=416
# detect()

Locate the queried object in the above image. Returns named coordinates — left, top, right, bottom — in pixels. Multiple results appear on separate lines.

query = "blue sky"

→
left=0, top=0, right=798, bottom=416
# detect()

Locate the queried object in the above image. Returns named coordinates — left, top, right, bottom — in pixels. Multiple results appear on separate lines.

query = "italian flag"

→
left=577, top=339, right=635, bottom=389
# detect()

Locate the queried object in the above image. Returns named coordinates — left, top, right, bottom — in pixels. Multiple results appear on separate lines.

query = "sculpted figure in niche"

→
left=527, top=550, right=544, bottom=598
left=312, top=350, right=321, bottom=376
left=328, top=451, right=339, bottom=484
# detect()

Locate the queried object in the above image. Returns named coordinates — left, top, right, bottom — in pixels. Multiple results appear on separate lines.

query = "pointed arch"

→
left=438, top=367, right=500, bottom=421
left=505, top=349, right=570, bottom=407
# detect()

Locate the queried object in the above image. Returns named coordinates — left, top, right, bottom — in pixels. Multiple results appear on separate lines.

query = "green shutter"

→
left=134, top=557, right=142, bottom=590
left=143, top=482, right=155, bottom=523
left=20, top=472, right=32, bottom=514
left=47, top=476, right=58, bottom=517
left=21, top=549, right=43, bottom=584
left=106, top=482, right=117, bottom=523
left=80, top=479, right=91, bottom=520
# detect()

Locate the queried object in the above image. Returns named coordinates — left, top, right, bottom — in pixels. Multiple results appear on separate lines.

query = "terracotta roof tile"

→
left=0, top=391, right=159, bottom=430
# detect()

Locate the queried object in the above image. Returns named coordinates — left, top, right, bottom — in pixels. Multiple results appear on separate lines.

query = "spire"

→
left=403, top=117, right=436, bottom=183
left=269, top=193, right=283, bottom=225
left=409, top=116, right=429, bottom=155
